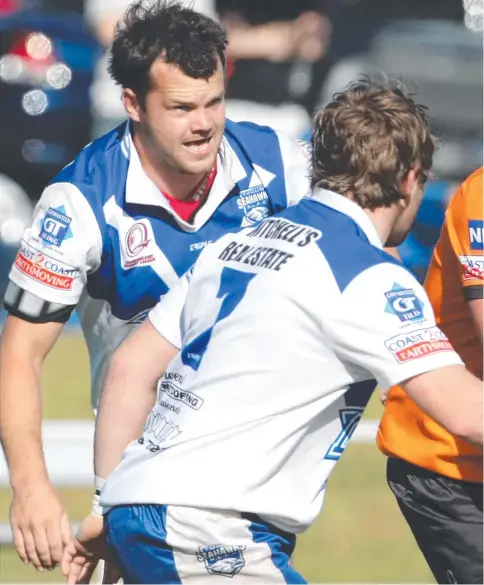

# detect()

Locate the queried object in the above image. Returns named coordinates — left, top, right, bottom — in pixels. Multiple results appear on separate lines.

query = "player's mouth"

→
left=183, top=136, right=212, bottom=154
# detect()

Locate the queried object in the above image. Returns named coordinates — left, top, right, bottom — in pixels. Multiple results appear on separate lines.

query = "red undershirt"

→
left=163, top=164, right=217, bottom=222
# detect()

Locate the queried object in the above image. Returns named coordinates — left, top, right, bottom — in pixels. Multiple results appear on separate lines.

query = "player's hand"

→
left=10, top=481, right=72, bottom=570
left=61, top=514, right=105, bottom=584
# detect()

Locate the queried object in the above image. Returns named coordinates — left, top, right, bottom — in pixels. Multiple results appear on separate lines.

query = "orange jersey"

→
left=377, top=168, right=484, bottom=482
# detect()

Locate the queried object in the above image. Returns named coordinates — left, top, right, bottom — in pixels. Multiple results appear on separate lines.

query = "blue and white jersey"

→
left=101, top=189, right=463, bottom=534
left=7, top=120, right=310, bottom=409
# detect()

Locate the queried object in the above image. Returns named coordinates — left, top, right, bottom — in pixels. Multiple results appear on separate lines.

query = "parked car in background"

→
left=0, top=0, right=100, bottom=203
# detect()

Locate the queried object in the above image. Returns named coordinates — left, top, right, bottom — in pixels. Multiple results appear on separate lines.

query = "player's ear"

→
left=398, top=166, right=419, bottom=208
left=123, top=88, right=142, bottom=123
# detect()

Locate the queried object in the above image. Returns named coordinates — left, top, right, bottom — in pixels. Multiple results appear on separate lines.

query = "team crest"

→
left=237, top=185, right=269, bottom=227
left=120, top=219, right=156, bottom=270
left=197, top=544, right=246, bottom=577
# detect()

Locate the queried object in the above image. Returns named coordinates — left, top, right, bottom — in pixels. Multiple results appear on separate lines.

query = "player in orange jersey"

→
left=377, top=167, right=483, bottom=584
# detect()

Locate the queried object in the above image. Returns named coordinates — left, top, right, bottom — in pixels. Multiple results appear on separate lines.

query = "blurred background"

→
left=0, top=0, right=482, bottom=583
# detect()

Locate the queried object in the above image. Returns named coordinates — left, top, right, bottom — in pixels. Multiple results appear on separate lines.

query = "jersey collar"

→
left=123, top=124, right=246, bottom=230
left=311, top=188, right=384, bottom=249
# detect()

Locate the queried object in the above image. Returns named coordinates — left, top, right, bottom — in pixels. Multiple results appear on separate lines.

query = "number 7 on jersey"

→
left=181, top=267, right=256, bottom=371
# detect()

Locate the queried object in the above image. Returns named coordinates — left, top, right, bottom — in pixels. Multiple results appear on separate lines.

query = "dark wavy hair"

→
left=311, top=79, right=434, bottom=209
left=109, top=0, right=228, bottom=107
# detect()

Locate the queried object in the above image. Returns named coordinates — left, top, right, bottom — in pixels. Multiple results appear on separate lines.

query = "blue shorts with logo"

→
left=104, top=504, right=306, bottom=584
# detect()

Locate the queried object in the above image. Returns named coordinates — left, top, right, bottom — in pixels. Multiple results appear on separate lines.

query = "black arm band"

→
left=3, top=282, right=76, bottom=324
left=464, top=285, right=483, bottom=303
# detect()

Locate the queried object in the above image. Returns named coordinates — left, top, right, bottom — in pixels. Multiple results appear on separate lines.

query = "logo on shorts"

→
left=384, top=283, right=424, bottom=323
left=39, top=205, right=73, bottom=247
left=197, top=544, right=246, bottom=577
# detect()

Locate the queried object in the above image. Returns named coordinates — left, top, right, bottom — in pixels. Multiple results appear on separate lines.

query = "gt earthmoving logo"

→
left=15, top=241, right=78, bottom=290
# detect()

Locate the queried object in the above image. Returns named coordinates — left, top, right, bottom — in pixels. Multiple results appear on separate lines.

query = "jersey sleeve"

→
left=445, top=169, right=484, bottom=302
left=323, top=262, right=464, bottom=390
left=276, top=132, right=311, bottom=207
left=7, top=182, right=103, bottom=315
left=148, top=265, right=194, bottom=349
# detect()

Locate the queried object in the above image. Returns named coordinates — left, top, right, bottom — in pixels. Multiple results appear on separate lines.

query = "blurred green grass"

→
left=0, top=333, right=433, bottom=583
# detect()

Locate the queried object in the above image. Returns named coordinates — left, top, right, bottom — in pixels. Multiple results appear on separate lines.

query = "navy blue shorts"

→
left=104, top=504, right=306, bottom=584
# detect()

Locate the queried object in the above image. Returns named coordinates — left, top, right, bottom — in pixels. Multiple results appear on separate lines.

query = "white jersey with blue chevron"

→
left=100, top=189, right=462, bottom=534
left=7, top=120, right=310, bottom=410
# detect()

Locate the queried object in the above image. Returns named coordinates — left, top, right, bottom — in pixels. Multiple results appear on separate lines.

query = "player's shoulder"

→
left=341, top=255, right=428, bottom=333
left=224, top=119, right=307, bottom=159
left=281, top=196, right=402, bottom=291
left=462, top=166, right=483, bottom=195
left=225, top=118, right=281, bottom=139
left=335, top=240, right=407, bottom=295
left=448, top=167, right=483, bottom=219
left=35, top=126, right=129, bottom=231
left=48, top=123, right=128, bottom=204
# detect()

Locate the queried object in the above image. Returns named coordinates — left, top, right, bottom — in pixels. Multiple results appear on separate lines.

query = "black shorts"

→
left=386, top=456, right=483, bottom=584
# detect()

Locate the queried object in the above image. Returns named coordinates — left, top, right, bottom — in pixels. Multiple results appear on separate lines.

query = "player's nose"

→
left=190, top=108, right=212, bottom=135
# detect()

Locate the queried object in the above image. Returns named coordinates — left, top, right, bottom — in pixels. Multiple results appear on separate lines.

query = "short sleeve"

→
left=148, top=266, right=194, bottom=349
left=324, top=262, right=464, bottom=390
left=445, top=169, right=484, bottom=299
left=8, top=182, right=103, bottom=306
left=276, top=132, right=311, bottom=207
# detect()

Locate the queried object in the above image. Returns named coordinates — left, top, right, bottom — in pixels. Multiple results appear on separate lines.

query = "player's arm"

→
left=326, top=263, right=482, bottom=446
left=0, top=314, right=71, bottom=570
left=94, top=267, right=191, bottom=482
left=64, top=267, right=190, bottom=585
left=468, top=298, right=483, bottom=343
left=94, top=321, right=179, bottom=481
left=401, top=365, right=482, bottom=445
left=445, top=170, right=484, bottom=344
left=0, top=182, right=102, bottom=570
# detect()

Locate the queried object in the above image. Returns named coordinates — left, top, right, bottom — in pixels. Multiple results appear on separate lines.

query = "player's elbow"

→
left=106, top=342, right=159, bottom=395
left=106, top=347, right=136, bottom=384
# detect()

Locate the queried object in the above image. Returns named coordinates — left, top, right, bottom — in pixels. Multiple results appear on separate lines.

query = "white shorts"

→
left=105, top=504, right=306, bottom=583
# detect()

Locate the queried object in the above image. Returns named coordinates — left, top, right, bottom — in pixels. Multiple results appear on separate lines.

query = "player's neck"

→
left=363, top=206, right=400, bottom=247
left=133, top=131, right=208, bottom=201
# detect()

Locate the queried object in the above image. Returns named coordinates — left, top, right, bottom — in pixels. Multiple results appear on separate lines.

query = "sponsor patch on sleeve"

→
left=384, top=283, right=425, bottom=323
left=459, top=255, right=484, bottom=281
left=468, top=219, right=484, bottom=251
left=39, top=205, right=73, bottom=248
left=14, top=241, right=79, bottom=291
left=385, top=326, right=454, bottom=363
